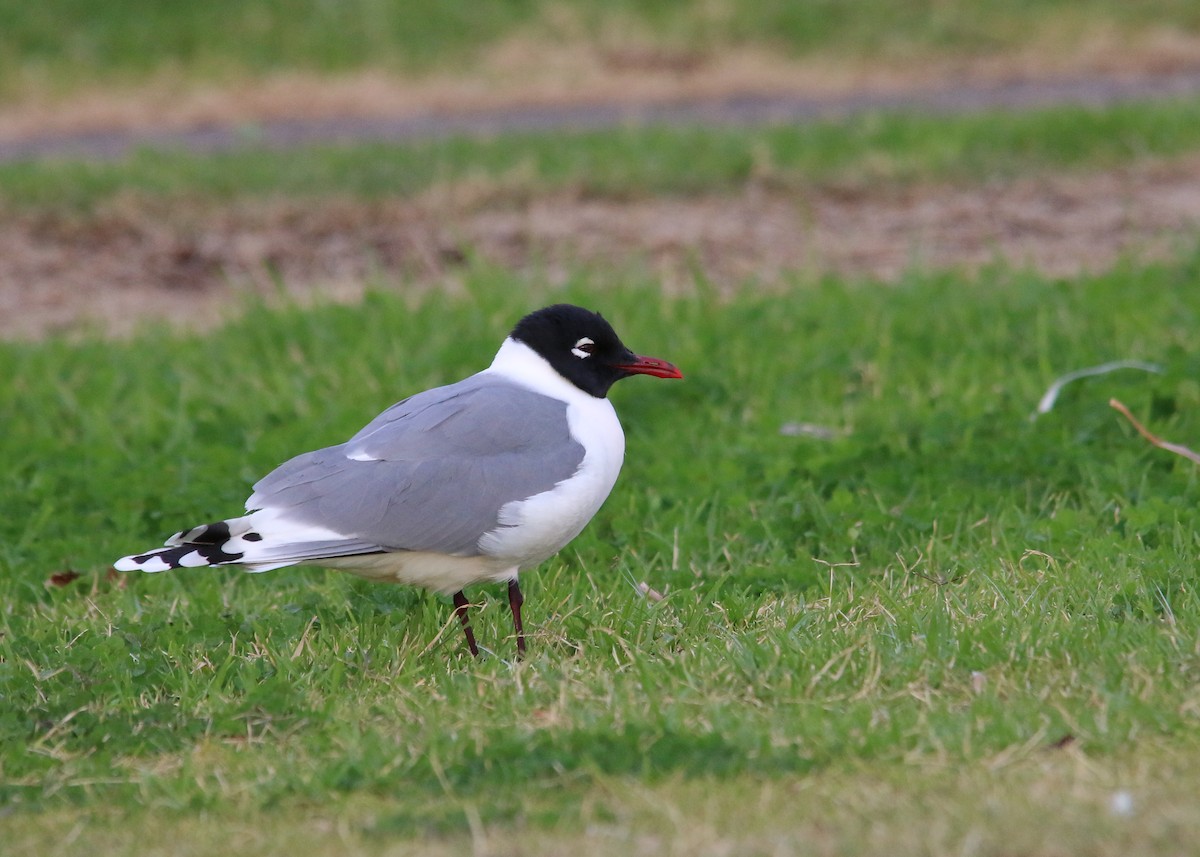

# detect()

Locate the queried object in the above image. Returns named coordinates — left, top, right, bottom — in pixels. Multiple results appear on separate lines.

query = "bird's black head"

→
left=510, top=304, right=682, bottom=398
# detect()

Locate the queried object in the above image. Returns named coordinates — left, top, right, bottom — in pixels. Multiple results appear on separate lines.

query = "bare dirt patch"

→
left=4, top=9, right=1200, bottom=339
left=4, top=155, right=1200, bottom=339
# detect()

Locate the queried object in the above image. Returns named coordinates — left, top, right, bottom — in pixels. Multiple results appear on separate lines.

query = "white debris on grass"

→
left=1109, top=790, right=1135, bottom=818
left=779, top=422, right=838, bottom=439
left=1032, top=360, right=1163, bottom=419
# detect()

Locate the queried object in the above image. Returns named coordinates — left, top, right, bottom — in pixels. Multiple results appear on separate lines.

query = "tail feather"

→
left=114, top=518, right=258, bottom=573
left=166, top=519, right=240, bottom=547
left=113, top=542, right=242, bottom=573
left=114, top=510, right=384, bottom=574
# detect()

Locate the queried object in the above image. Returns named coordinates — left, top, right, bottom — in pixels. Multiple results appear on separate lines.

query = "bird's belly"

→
left=322, top=551, right=514, bottom=595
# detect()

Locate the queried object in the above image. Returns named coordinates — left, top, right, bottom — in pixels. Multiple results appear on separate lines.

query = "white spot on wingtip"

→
left=178, top=550, right=210, bottom=567
left=134, top=555, right=173, bottom=573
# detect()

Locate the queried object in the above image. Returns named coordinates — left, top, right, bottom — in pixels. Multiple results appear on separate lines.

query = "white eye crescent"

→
left=572, top=337, right=595, bottom=359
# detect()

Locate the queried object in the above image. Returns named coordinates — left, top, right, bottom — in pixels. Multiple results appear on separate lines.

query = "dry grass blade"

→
left=636, top=581, right=665, bottom=602
left=1109, top=397, right=1200, bottom=465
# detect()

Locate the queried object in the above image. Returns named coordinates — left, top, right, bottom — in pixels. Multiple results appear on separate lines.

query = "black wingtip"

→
left=115, top=541, right=245, bottom=572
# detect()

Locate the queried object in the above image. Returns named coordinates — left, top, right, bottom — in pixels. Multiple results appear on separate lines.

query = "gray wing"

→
left=246, top=375, right=585, bottom=556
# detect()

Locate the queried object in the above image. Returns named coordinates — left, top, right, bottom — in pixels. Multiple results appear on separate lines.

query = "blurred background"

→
left=4, top=0, right=1200, bottom=132
left=1, top=0, right=1200, bottom=337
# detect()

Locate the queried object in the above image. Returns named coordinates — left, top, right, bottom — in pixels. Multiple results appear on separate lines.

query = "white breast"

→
left=476, top=338, right=627, bottom=568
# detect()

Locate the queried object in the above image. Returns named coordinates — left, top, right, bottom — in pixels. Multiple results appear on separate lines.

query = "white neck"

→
left=485, top=337, right=592, bottom=403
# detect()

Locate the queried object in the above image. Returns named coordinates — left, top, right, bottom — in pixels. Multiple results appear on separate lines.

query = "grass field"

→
left=3, top=263, right=1200, bottom=854
left=5, top=2, right=1200, bottom=854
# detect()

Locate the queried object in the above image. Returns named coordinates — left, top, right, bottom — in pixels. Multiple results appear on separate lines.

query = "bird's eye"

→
left=571, top=337, right=595, bottom=359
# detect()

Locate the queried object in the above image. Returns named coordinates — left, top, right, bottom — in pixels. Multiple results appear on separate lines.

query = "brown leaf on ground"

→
left=46, top=570, right=82, bottom=587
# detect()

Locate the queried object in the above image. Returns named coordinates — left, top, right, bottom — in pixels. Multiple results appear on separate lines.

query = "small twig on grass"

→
left=1032, top=360, right=1163, bottom=419
left=1109, top=398, right=1200, bottom=465
left=812, top=553, right=861, bottom=604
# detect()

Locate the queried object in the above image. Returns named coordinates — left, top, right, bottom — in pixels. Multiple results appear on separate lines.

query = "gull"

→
left=115, top=304, right=682, bottom=656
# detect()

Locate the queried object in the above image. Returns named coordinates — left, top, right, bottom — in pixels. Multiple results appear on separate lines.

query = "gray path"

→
left=4, top=70, right=1200, bottom=163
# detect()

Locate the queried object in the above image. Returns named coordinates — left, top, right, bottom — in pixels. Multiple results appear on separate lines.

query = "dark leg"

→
left=508, top=578, right=526, bottom=658
left=452, top=590, right=479, bottom=657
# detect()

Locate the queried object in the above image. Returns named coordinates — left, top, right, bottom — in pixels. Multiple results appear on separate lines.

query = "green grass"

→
left=6, top=2, right=1200, bottom=851
left=6, top=97, right=1200, bottom=209
left=3, top=0, right=1200, bottom=97
left=3, top=256, right=1200, bottom=853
